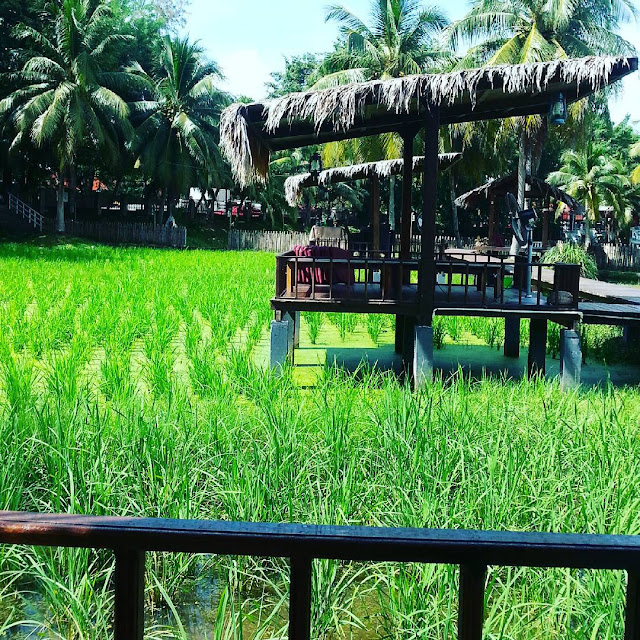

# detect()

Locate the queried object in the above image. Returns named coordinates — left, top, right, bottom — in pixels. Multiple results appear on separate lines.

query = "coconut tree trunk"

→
left=56, top=169, right=65, bottom=233
left=450, top=170, right=461, bottom=248
left=69, top=164, right=77, bottom=221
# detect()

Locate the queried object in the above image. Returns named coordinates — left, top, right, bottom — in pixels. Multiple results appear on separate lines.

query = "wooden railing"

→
left=8, top=193, right=48, bottom=231
left=1, top=512, right=640, bottom=640
left=275, top=251, right=580, bottom=310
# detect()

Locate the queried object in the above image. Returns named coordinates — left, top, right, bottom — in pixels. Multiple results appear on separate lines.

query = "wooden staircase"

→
left=1, top=194, right=50, bottom=236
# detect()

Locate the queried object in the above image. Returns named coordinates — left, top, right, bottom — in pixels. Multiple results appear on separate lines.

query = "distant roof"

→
left=220, top=56, right=637, bottom=187
left=455, top=174, right=581, bottom=210
left=284, top=153, right=462, bottom=206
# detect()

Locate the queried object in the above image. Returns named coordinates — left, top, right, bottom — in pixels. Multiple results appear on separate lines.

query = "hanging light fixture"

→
left=309, top=152, right=323, bottom=180
left=549, top=92, right=567, bottom=125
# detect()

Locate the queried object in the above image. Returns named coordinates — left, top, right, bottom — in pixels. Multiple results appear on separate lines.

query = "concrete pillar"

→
left=504, top=316, right=520, bottom=358
left=270, top=319, right=290, bottom=373
left=528, top=318, right=547, bottom=377
left=560, top=329, right=581, bottom=390
left=402, top=316, right=416, bottom=371
left=413, top=325, right=434, bottom=390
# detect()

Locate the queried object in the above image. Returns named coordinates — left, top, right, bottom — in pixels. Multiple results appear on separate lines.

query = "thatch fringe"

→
left=284, top=153, right=461, bottom=206
left=455, top=174, right=580, bottom=210
left=220, top=104, right=270, bottom=187
left=220, top=56, right=632, bottom=187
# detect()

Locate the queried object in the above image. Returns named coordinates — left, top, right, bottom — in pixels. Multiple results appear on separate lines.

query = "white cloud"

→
left=217, top=49, right=272, bottom=101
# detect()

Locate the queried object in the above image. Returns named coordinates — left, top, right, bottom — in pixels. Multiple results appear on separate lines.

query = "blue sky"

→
left=183, top=0, right=640, bottom=125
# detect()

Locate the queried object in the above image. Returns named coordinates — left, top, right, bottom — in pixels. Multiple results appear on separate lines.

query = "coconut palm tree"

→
left=447, top=0, right=637, bottom=230
left=130, top=36, right=230, bottom=223
left=447, top=0, right=636, bottom=67
left=0, top=0, right=137, bottom=232
left=313, top=1, right=451, bottom=239
left=318, top=0, right=450, bottom=87
left=548, top=141, right=630, bottom=247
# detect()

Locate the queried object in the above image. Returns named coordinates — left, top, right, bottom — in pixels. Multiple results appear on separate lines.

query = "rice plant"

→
left=0, top=243, right=637, bottom=640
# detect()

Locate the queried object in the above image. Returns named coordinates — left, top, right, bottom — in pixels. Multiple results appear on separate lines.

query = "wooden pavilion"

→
left=220, top=55, right=637, bottom=387
left=455, top=174, right=581, bottom=247
left=284, top=153, right=462, bottom=254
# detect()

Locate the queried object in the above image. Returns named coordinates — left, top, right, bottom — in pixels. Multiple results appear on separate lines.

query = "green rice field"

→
left=0, top=243, right=639, bottom=639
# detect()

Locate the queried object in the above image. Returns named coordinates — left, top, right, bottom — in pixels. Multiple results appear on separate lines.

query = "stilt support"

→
left=270, top=319, right=290, bottom=373
left=413, top=325, right=434, bottom=390
left=560, top=328, right=581, bottom=390
left=395, top=314, right=404, bottom=354
left=504, top=316, right=520, bottom=358
left=528, top=318, right=547, bottom=377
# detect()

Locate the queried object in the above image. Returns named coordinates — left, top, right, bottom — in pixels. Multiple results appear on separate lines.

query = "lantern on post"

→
left=549, top=92, right=567, bottom=125
left=309, top=152, right=323, bottom=180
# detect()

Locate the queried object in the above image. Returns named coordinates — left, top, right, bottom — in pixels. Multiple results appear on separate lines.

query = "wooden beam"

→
left=401, top=131, right=415, bottom=259
left=371, top=174, right=380, bottom=253
left=419, top=107, right=440, bottom=325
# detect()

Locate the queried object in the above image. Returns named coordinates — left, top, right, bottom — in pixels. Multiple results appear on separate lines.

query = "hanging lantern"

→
left=549, top=92, right=567, bottom=125
left=309, top=152, right=323, bottom=180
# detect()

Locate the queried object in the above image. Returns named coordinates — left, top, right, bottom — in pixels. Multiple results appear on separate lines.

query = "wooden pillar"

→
left=400, top=130, right=415, bottom=259
left=419, top=107, right=440, bottom=326
left=542, top=209, right=550, bottom=246
left=371, top=174, right=380, bottom=253
left=488, top=200, right=495, bottom=245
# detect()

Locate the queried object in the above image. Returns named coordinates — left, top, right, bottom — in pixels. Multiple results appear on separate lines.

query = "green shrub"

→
left=542, top=242, right=599, bottom=279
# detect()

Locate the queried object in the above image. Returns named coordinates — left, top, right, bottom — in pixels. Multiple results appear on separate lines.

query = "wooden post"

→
left=626, top=570, right=640, bottom=640
left=290, top=556, right=312, bottom=640
left=419, top=107, right=440, bottom=326
left=371, top=174, right=380, bottom=254
left=114, top=549, right=145, bottom=640
left=458, top=563, right=487, bottom=640
left=542, top=209, right=550, bottom=246
left=488, top=200, right=495, bottom=245
left=400, top=130, right=415, bottom=259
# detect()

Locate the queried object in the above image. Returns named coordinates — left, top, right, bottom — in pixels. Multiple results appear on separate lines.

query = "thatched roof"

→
left=284, top=153, right=462, bottom=206
left=455, top=174, right=581, bottom=210
left=220, top=56, right=637, bottom=187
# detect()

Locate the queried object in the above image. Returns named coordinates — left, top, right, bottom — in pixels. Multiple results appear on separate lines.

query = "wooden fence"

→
left=65, top=220, right=187, bottom=248
left=598, top=243, right=640, bottom=270
left=228, top=230, right=475, bottom=253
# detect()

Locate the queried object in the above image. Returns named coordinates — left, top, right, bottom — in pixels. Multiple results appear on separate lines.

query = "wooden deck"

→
left=448, top=249, right=640, bottom=305
left=273, top=250, right=640, bottom=327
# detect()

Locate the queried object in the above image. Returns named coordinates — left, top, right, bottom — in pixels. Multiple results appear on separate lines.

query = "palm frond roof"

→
left=455, top=174, right=581, bottom=210
left=284, top=153, right=462, bottom=206
left=220, top=56, right=636, bottom=187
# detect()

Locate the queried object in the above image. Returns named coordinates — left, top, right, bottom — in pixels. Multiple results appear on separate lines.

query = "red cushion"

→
left=292, top=245, right=354, bottom=285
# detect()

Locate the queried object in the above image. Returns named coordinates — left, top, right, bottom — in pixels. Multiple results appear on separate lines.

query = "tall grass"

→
left=0, top=243, right=638, bottom=639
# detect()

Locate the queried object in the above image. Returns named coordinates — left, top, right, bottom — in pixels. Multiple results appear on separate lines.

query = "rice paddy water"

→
left=0, top=243, right=639, bottom=638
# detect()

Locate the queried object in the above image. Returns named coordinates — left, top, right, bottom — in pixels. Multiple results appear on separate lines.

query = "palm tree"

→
left=548, top=142, right=630, bottom=247
left=447, top=0, right=636, bottom=67
left=130, top=36, right=229, bottom=223
left=318, top=0, right=450, bottom=87
left=0, top=0, right=136, bottom=232
left=447, top=0, right=637, bottom=228
left=314, top=1, right=450, bottom=238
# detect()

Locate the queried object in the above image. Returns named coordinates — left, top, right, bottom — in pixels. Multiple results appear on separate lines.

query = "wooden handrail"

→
left=1, top=512, right=640, bottom=640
